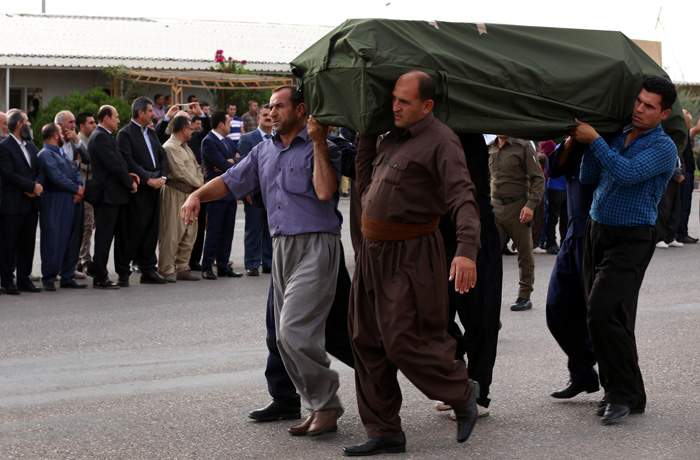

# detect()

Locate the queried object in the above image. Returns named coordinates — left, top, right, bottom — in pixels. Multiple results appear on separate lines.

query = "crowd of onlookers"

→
left=0, top=94, right=279, bottom=294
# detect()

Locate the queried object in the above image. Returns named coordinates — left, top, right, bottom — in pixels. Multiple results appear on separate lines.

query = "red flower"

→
left=240, top=60, right=247, bottom=65
left=214, top=49, right=225, bottom=63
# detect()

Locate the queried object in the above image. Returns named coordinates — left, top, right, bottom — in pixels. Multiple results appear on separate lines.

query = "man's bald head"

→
left=392, top=70, right=435, bottom=128
left=397, top=70, right=435, bottom=102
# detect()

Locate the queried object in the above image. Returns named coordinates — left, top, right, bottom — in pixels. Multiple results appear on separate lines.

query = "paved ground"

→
left=1, top=195, right=699, bottom=460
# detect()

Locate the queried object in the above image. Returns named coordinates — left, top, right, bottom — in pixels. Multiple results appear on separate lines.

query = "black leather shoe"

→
left=202, top=269, right=217, bottom=280
left=2, top=284, right=20, bottom=295
left=61, top=279, right=87, bottom=289
left=94, top=279, right=120, bottom=289
left=189, top=262, right=203, bottom=271
left=455, top=380, right=479, bottom=443
left=551, top=380, right=599, bottom=399
left=42, top=281, right=57, bottom=292
left=679, top=235, right=698, bottom=244
left=597, top=398, right=644, bottom=416
left=18, top=280, right=42, bottom=293
left=246, top=267, right=260, bottom=277
left=140, top=271, right=167, bottom=284
left=219, top=268, right=243, bottom=278
left=343, top=432, right=406, bottom=456
left=262, top=266, right=272, bottom=274
left=117, top=276, right=130, bottom=287
left=510, top=297, right=532, bottom=311
left=248, top=400, right=301, bottom=422
left=601, top=403, right=630, bottom=425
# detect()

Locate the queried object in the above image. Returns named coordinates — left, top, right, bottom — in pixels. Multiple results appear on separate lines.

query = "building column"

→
left=4, top=67, right=9, bottom=111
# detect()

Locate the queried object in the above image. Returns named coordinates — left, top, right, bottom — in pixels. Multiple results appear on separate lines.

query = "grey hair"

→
left=131, top=96, right=153, bottom=119
left=54, top=110, right=74, bottom=126
left=7, top=109, right=26, bottom=133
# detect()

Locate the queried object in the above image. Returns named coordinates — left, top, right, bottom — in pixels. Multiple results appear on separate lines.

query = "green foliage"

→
left=212, top=53, right=272, bottom=115
left=678, top=88, right=700, bottom=119
left=31, top=88, right=130, bottom=147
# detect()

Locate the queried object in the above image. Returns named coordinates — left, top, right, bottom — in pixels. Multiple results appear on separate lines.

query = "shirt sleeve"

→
left=524, top=141, right=545, bottom=210
left=579, top=144, right=601, bottom=185
left=221, top=144, right=260, bottom=198
left=437, top=135, right=481, bottom=261
left=589, top=135, right=677, bottom=185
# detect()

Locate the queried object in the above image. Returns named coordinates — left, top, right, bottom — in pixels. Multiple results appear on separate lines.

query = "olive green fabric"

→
left=291, top=19, right=686, bottom=151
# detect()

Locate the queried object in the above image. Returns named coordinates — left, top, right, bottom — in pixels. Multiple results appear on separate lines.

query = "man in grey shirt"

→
left=181, top=86, right=344, bottom=437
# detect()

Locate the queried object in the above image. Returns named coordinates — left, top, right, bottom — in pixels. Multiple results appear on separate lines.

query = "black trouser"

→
left=189, top=202, right=207, bottom=268
left=583, top=220, right=655, bottom=409
left=655, top=180, right=681, bottom=244
left=446, top=215, right=503, bottom=407
left=545, top=189, right=567, bottom=247
left=202, top=200, right=236, bottom=271
left=115, top=189, right=160, bottom=276
left=0, top=209, right=38, bottom=287
left=546, top=234, right=597, bottom=385
left=677, top=171, right=694, bottom=239
left=264, top=243, right=354, bottom=403
left=92, top=203, right=127, bottom=281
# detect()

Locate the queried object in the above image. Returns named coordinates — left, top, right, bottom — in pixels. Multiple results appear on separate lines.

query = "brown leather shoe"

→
left=307, top=409, right=340, bottom=436
left=176, top=270, right=200, bottom=281
left=288, top=413, right=315, bottom=436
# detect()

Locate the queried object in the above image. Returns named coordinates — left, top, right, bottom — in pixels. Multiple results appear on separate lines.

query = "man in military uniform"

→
left=488, top=136, right=544, bottom=311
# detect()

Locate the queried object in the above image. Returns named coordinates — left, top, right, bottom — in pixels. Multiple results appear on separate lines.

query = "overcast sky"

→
left=7, top=0, right=700, bottom=82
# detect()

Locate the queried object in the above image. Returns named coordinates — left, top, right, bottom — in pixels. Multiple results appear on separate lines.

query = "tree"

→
left=32, top=88, right=130, bottom=147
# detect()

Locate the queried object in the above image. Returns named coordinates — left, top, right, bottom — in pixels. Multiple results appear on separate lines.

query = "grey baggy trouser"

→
left=272, top=232, right=342, bottom=412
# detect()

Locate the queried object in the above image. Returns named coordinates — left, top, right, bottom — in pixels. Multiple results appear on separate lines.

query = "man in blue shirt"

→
left=182, top=86, right=345, bottom=437
left=37, top=123, right=86, bottom=291
left=573, top=76, right=678, bottom=426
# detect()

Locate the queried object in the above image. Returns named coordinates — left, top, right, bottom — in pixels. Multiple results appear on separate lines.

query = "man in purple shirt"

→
left=181, top=86, right=345, bottom=437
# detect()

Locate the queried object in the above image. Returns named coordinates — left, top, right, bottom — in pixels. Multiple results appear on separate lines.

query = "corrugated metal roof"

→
left=0, top=13, right=333, bottom=72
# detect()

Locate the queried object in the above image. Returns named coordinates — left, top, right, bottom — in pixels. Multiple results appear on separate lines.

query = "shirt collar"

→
left=212, top=130, right=225, bottom=141
left=10, top=133, right=26, bottom=147
left=98, top=124, right=112, bottom=134
left=43, top=143, right=62, bottom=154
left=272, top=126, right=310, bottom=146
left=257, top=127, right=272, bottom=139
left=389, top=113, right=435, bottom=140
left=131, top=119, right=149, bottom=131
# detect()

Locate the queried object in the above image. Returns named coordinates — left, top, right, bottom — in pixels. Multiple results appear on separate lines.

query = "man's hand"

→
left=307, top=115, right=329, bottom=144
left=63, top=128, right=78, bottom=144
left=77, top=185, right=85, bottom=196
left=165, top=105, right=180, bottom=120
left=33, top=182, right=43, bottom=197
left=675, top=174, right=686, bottom=184
left=449, top=256, right=477, bottom=294
left=245, top=195, right=253, bottom=205
left=181, top=194, right=201, bottom=226
left=189, top=102, right=203, bottom=118
left=571, top=119, right=601, bottom=144
left=147, top=177, right=165, bottom=189
left=519, top=206, right=534, bottom=224
left=128, top=172, right=140, bottom=185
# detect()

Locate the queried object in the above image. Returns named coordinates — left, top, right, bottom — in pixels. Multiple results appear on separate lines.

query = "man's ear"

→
left=660, top=108, right=672, bottom=121
left=423, top=99, right=435, bottom=114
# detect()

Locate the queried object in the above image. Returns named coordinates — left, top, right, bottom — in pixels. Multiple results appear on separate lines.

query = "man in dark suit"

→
left=37, top=123, right=86, bottom=291
left=236, top=104, right=273, bottom=276
left=87, top=105, right=137, bottom=289
left=0, top=109, right=43, bottom=294
left=116, top=97, right=169, bottom=286
left=200, top=111, right=242, bottom=280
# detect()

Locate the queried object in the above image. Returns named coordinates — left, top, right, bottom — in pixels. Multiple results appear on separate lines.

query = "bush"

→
left=31, top=88, right=131, bottom=148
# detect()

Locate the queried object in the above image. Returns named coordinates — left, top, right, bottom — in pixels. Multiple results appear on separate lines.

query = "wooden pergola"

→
left=117, top=69, right=294, bottom=104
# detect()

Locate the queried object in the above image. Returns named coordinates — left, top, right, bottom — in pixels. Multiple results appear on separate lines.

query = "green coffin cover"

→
left=291, top=19, right=686, bottom=150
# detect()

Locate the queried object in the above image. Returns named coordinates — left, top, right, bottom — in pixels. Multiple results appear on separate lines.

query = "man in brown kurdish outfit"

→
left=344, top=71, right=481, bottom=457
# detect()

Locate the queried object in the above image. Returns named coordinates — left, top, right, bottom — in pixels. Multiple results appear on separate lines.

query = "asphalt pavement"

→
left=1, top=195, right=699, bottom=459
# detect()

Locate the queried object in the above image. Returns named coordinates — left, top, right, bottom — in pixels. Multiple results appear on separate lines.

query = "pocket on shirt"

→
left=379, top=160, right=407, bottom=186
left=283, top=166, right=312, bottom=194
